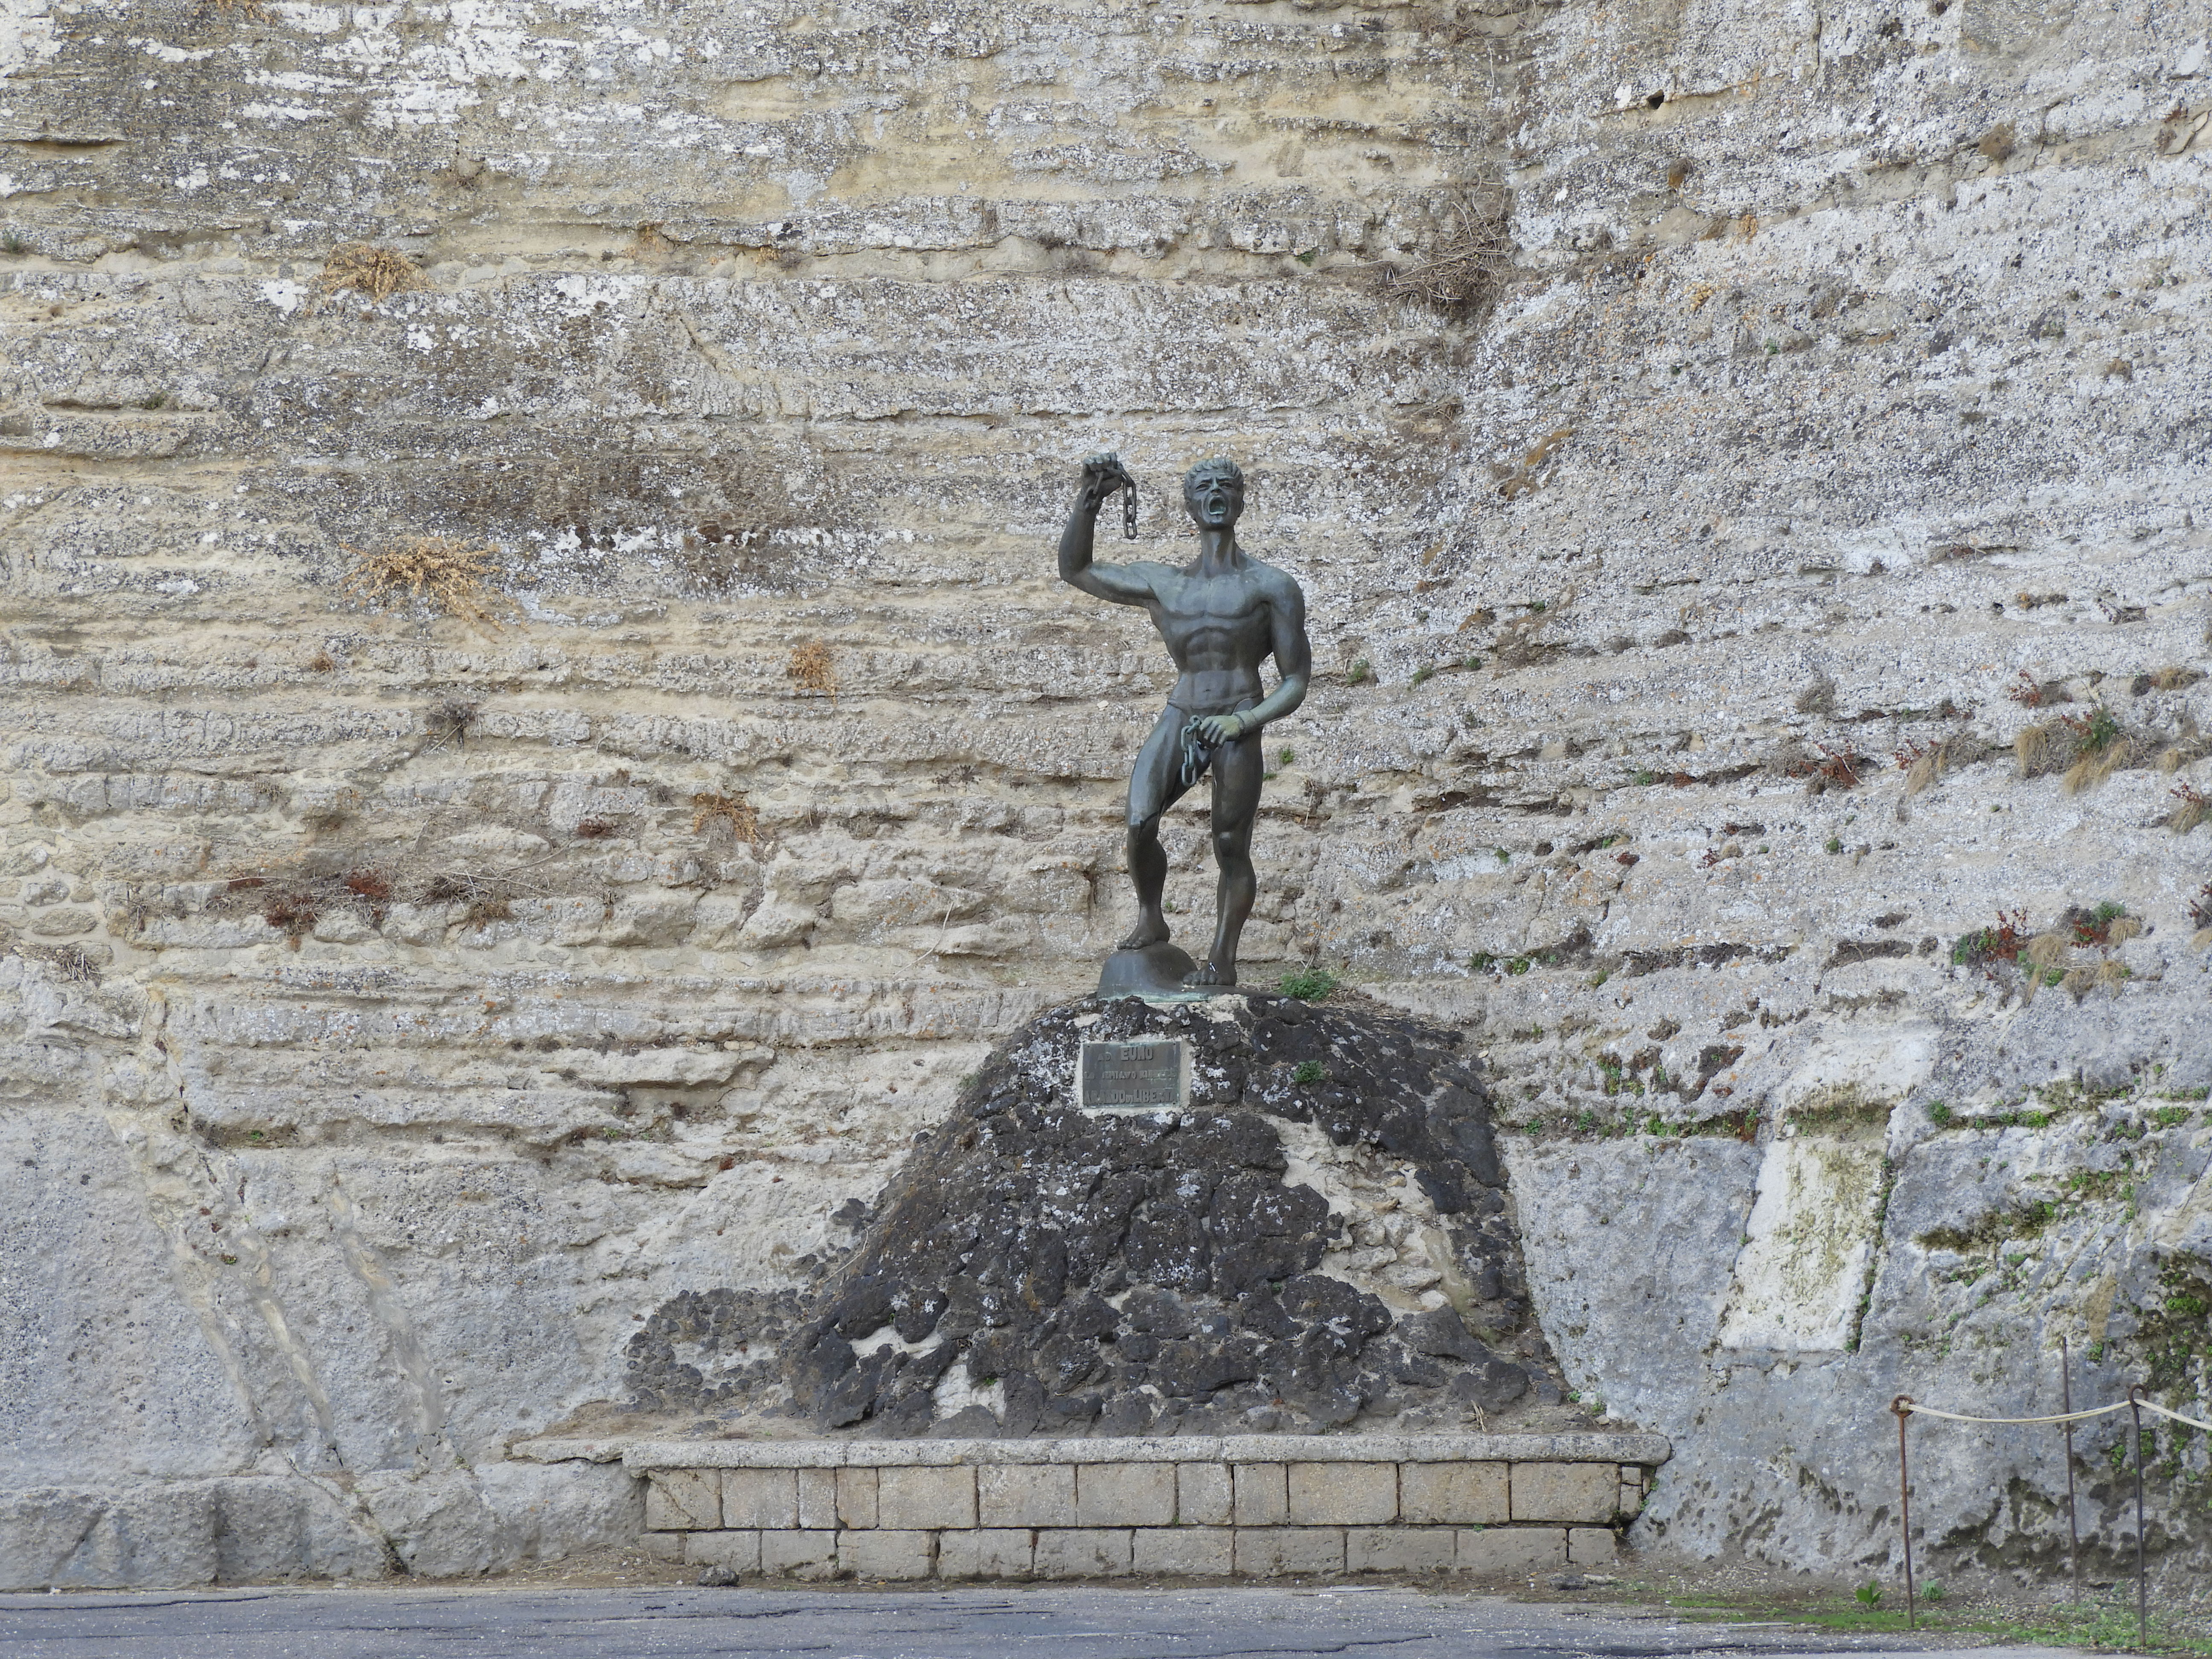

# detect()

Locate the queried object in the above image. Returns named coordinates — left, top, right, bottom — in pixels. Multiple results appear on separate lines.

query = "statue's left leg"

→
left=1185, top=725, right=1261, bottom=987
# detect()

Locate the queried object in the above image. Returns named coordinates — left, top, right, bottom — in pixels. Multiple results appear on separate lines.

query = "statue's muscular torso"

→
left=1126, top=559, right=1301, bottom=714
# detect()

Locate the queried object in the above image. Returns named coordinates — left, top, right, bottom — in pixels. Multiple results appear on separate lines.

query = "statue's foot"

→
left=1181, top=960, right=1236, bottom=989
left=1118, top=914, right=1170, bottom=950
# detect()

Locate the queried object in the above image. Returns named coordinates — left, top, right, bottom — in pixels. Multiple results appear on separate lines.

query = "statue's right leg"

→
left=1120, top=711, right=1187, bottom=950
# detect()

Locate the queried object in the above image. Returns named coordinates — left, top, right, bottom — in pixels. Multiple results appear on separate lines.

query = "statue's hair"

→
left=1183, top=457, right=1245, bottom=490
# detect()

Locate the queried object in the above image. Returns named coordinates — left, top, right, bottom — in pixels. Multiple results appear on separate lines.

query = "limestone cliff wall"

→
left=2, top=0, right=2209, bottom=1589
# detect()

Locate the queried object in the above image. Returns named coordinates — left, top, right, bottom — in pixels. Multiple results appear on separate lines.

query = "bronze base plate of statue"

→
left=1059, top=454, right=1312, bottom=998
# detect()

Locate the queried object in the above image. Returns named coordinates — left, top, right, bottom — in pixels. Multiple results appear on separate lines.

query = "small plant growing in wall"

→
left=1277, top=964, right=1338, bottom=1001
left=786, top=641, right=836, bottom=696
left=346, top=537, right=506, bottom=629
left=2169, top=782, right=2209, bottom=834
left=312, top=243, right=425, bottom=309
left=1292, top=1061, right=1327, bottom=1085
left=692, top=791, right=760, bottom=845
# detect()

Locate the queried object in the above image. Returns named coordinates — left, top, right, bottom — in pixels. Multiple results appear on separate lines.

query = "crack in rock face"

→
left=630, top=993, right=1578, bottom=1438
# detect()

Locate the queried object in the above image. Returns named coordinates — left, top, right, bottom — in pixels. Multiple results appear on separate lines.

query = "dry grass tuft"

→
left=203, top=0, right=271, bottom=17
left=2020, top=931, right=2070, bottom=1001
left=692, top=791, right=760, bottom=845
left=313, top=243, right=426, bottom=308
left=344, top=536, right=506, bottom=629
left=2018, top=707, right=2126, bottom=788
left=786, top=640, right=836, bottom=696
left=1900, top=735, right=1979, bottom=797
left=2060, top=733, right=2128, bottom=794
left=2148, top=665, right=2205, bottom=692
left=2062, top=958, right=2133, bottom=998
left=1377, top=186, right=1513, bottom=314
left=2013, top=721, right=2058, bottom=777
left=2170, top=783, right=2210, bottom=834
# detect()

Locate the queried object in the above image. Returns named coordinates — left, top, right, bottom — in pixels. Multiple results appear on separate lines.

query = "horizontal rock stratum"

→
left=2, top=0, right=2210, bottom=1593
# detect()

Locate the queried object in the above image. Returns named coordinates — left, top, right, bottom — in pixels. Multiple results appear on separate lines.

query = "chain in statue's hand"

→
left=1083, top=451, right=1138, bottom=540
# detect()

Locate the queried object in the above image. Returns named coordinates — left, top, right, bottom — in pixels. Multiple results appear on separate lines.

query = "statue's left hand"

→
left=1193, top=712, right=1251, bottom=745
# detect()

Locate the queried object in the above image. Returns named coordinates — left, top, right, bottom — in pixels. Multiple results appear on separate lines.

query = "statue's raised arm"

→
left=1057, top=453, right=1161, bottom=605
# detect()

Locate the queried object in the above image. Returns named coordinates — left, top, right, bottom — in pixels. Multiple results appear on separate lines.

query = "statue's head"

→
left=1182, top=458, right=1245, bottom=530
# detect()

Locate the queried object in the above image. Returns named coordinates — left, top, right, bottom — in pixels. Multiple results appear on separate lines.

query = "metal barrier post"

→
left=1892, top=1396, right=1916, bottom=1630
left=2060, top=1336, right=2079, bottom=1594
left=2129, top=1387, right=2147, bottom=1650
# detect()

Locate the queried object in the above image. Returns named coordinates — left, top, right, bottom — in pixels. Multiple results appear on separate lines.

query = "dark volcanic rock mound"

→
left=751, top=992, right=1570, bottom=1438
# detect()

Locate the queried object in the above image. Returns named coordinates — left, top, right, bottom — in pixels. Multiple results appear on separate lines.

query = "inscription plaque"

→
left=1076, top=1039, right=1188, bottom=1112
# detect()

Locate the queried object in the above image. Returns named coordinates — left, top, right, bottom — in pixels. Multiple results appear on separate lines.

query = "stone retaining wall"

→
left=605, top=1434, right=1665, bottom=1581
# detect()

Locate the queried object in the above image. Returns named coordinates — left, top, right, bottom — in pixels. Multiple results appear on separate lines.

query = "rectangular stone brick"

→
left=760, top=1529, right=839, bottom=1580
left=722, top=1468, right=799, bottom=1530
left=836, top=1466, right=879, bottom=1529
left=1288, top=1461, right=1396, bottom=1525
left=839, top=1528, right=935, bottom=1580
left=878, top=1465, right=976, bottom=1530
left=639, top=1531, right=685, bottom=1562
left=1234, top=1526, right=1345, bottom=1576
left=1456, top=1526, right=1567, bottom=1573
left=797, top=1468, right=837, bottom=1531
left=979, top=1464, right=1074, bottom=1528
left=1231, top=1463, right=1287, bottom=1526
left=1133, top=1526, right=1234, bottom=1576
left=1400, top=1462, right=1509, bottom=1525
left=939, top=1528, right=1036, bottom=1580
left=1176, top=1463, right=1232, bottom=1526
left=1033, top=1528, right=1134, bottom=1578
left=644, top=1469, right=719, bottom=1531
left=1511, top=1462, right=1618, bottom=1523
left=1569, top=1527, right=1618, bottom=1565
left=1347, top=1526, right=1456, bottom=1573
left=1076, top=1461, right=1175, bottom=1526
left=685, top=1530, right=760, bottom=1572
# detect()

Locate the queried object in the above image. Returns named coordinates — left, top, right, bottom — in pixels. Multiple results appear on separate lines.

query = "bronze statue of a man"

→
left=1058, top=454, right=1311, bottom=991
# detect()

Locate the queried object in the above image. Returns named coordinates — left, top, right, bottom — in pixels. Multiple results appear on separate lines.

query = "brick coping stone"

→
left=511, top=1431, right=1671, bottom=1469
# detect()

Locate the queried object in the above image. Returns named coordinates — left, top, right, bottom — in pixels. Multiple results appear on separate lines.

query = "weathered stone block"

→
left=1511, top=1463, right=1617, bottom=1523
left=1176, top=1463, right=1232, bottom=1527
left=1456, top=1526, right=1566, bottom=1572
left=836, top=1467, right=879, bottom=1529
left=1133, top=1526, right=1234, bottom=1576
left=1231, top=1464, right=1287, bottom=1526
left=797, top=1469, right=837, bottom=1531
left=1568, top=1527, right=1618, bottom=1565
left=979, top=1464, right=1073, bottom=1528
left=644, top=1470, right=719, bottom=1532
left=1075, top=1462, right=1175, bottom=1527
left=759, top=1529, right=840, bottom=1580
left=1348, top=1526, right=1455, bottom=1572
left=1400, top=1462, right=1508, bottom=1525
left=1288, top=1461, right=1395, bottom=1525
left=1234, top=1526, right=1345, bottom=1576
left=839, top=1528, right=935, bottom=1580
left=1032, top=1528, right=1134, bottom=1578
left=721, top=1468, right=798, bottom=1530
left=639, top=1531, right=685, bottom=1563
left=878, top=1466, right=976, bottom=1530
left=938, top=1528, right=1036, bottom=1580
left=685, top=1530, right=760, bottom=1572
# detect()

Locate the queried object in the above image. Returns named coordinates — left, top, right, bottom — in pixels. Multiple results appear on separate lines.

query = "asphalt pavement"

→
left=0, top=1585, right=2083, bottom=1659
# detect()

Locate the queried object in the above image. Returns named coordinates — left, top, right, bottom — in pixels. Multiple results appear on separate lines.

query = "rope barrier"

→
left=1900, top=1397, right=2212, bottom=1433
left=1901, top=1400, right=2130, bottom=1426
left=1890, top=1381, right=2212, bottom=1650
